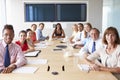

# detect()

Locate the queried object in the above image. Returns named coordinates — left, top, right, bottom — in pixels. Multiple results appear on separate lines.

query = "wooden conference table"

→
left=0, top=39, right=118, bottom=80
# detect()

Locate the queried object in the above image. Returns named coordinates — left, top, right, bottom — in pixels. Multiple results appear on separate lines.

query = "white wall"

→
left=0, top=0, right=103, bottom=39
left=0, top=0, right=6, bottom=38
left=103, top=0, right=120, bottom=35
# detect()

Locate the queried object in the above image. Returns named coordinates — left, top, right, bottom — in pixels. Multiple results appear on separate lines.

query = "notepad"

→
left=53, top=49, right=62, bottom=51
left=24, top=50, right=41, bottom=57
left=56, top=45, right=67, bottom=49
left=12, top=67, right=38, bottom=73
left=27, top=59, right=47, bottom=64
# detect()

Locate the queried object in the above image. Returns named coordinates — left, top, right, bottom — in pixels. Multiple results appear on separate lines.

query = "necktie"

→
left=4, top=45, right=10, bottom=67
left=92, top=42, right=96, bottom=53
left=79, top=33, right=82, bottom=39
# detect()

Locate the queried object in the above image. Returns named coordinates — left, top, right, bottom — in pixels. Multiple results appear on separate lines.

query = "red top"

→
left=31, top=32, right=37, bottom=42
left=15, top=40, right=29, bottom=51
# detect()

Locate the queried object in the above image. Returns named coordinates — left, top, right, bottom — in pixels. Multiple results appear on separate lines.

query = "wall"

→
left=0, top=0, right=103, bottom=39
left=103, top=0, right=120, bottom=35
left=0, top=0, right=6, bottom=38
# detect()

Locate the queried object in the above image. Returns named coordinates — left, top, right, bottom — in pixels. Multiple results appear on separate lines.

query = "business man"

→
left=0, top=24, right=27, bottom=73
left=36, top=23, right=49, bottom=41
left=79, top=28, right=103, bottom=58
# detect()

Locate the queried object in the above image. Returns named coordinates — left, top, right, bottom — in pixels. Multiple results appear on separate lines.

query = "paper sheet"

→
left=35, top=42, right=47, bottom=49
left=78, top=64, right=90, bottom=72
left=12, top=67, right=38, bottom=73
left=27, top=59, right=47, bottom=64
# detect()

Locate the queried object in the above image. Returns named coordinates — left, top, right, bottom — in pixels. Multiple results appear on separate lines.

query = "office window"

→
left=56, top=4, right=87, bottom=21
left=25, top=4, right=55, bottom=21
left=25, top=3, right=87, bottom=22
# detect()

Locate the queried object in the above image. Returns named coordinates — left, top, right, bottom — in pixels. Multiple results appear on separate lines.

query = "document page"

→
left=12, top=67, right=38, bottom=73
left=27, top=59, right=47, bottom=64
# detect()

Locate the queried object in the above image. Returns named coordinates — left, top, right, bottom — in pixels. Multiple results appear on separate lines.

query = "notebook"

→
left=24, top=50, right=41, bottom=57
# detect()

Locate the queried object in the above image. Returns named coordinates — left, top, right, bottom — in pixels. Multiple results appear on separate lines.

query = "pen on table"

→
left=62, top=65, right=65, bottom=71
left=0, top=69, right=3, bottom=73
left=47, top=65, right=50, bottom=71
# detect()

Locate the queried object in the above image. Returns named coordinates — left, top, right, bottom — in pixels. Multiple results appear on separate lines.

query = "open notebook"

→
left=24, top=50, right=41, bottom=57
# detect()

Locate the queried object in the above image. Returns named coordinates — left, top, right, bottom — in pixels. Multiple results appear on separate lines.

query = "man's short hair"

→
left=2, top=24, right=14, bottom=33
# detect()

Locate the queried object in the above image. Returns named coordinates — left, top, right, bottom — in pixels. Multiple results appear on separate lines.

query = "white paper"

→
left=73, top=53, right=80, bottom=56
left=12, top=67, right=38, bottom=73
left=24, top=51, right=40, bottom=57
left=27, top=59, right=47, bottom=64
left=35, top=42, right=47, bottom=48
left=78, top=64, right=90, bottom=72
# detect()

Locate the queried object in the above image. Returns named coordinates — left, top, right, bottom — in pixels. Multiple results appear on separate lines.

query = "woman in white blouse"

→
left=86, top=27, right=120, bottom=74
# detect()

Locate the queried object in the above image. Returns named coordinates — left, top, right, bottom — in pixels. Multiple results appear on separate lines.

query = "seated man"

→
left=36, top=23, right=49, bottom=41
left=79, top=28, right=103, bottom=59
left=73, top=23, right=92, bottom=49
left=73, top=23, right=84, bottom=42
left=0, top=24, right=27, bottom=73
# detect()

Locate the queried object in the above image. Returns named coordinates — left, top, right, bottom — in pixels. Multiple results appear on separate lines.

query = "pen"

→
left=0, top=69, right=3, bottom=73
left=62, top=65, right=65, bottom=71
left=47, top=65, right=50, bottom=71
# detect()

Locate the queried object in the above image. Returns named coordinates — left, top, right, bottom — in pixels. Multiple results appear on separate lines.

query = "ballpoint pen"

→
left=47, top=65, right=50, bottom=71
left=62, top=65, right=65, bottom=71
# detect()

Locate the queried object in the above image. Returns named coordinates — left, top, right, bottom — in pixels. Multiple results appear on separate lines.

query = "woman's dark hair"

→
left=55, top=23, right=63, bottom=31
left=19, top=30, right=27, bottom=36
left=26, top=28, right=32, bottom=33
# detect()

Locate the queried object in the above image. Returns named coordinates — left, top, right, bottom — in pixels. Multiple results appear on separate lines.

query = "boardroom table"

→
left=0, top=39, right=118, bottom=80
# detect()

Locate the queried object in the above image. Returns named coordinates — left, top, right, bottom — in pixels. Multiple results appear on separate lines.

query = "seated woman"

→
left=85, top=27, right=120, bottom=79
left=52, top=23, right=65, bottom=39
left=15, top=30, right=34, bottom=53
left=26, top=29, right=35, bottom=47
left=69, top=24, right=78, bottom=43
left=30, top=24, right=39, bottom=43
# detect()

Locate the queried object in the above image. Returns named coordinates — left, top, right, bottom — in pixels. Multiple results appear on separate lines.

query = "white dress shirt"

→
left=79, top=38, right=103, bottom=56
left=0, top=40, right=27, bottom=70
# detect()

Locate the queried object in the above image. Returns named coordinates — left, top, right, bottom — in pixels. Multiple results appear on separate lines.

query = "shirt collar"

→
left=2, top=40, right=13, bottom=48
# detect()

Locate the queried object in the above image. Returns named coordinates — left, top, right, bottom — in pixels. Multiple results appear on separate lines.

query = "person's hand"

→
left=1, top=64, right=16, bottom=73
left=46, top=36, right=49, bottom=40
left=90, top=64, right=100, bottom=71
